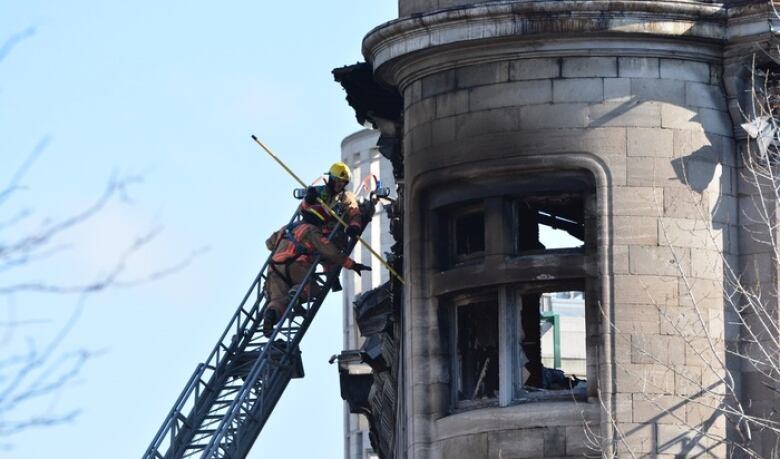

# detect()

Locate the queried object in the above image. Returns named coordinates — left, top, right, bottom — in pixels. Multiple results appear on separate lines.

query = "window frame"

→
left=513, top=192, right=586, bottom=255
left=448, top=282, right=588, bottom=412
left=431, top=170, right=597, bottom=413
left=447, top=203, right=485, bottom=267
left=448, top=289, right=501, bottom=410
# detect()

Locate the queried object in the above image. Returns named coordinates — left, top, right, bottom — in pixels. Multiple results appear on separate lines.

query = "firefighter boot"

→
left=263, top=309, right=279, bottom=337
left=287, top=287, right=307, bottom=317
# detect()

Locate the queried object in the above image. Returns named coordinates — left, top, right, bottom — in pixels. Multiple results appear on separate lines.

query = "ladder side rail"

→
left=164, top=300, right=263, bottom=459
left=160, top=256, right=281, bottom=457
left=228, top=272, right=341, bottom=459
left=223, top=203, right=377, bottom=458
left=164, top=215, right=312, bottom=458
left=143, top=363, right=206, bottom=459
left=228, top=233, right=363, bottom=459
left=199, top=210, right=299, bottom=374
left=146, top=272, right=265, bottom=459
left=198, top=252, right=329, bottom=457
left=199, top=220, right=349, bottom=458
left=204, top=267, right=325, bottom=459
left=144, top=212, right=299, bottom=459
left=152, top=196, right=377, bottom=458
left=229, top=358, right=299, bottom=459
left=167, top=271, right=284, bottom=459
left=164, top=213, right=320, bottom=458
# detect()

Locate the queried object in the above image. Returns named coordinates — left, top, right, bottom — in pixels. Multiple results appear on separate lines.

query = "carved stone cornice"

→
left=363, top=1, right=780, bottom=90
left=365, top=2, right=721, bottom=80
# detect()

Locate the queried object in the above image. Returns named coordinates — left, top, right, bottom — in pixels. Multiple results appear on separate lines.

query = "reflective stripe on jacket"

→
left=267, top=223, right=354, bottom=268
left=271, top=224, right=315, bottom=264
left=301, top=185, right=361, bottom=230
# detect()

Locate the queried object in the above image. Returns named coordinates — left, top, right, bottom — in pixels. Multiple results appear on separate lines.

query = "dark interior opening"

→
left=454, top=211, right=485, bottom=259
left=456, top=300, right=499, bottom=402
left=517, top=194, right=584, bottom=253
left=756, top=61, right=780, bottom=112
left=520, top=290, right=587, bottom=393
left=521, top=292, right=543, bottom=388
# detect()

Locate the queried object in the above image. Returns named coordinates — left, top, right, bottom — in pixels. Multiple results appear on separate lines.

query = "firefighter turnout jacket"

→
left=266, top=222, right=356, bottom=269
left=300, top=185, right=361, bottom=232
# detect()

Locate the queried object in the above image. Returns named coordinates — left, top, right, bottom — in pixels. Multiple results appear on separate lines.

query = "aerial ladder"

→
left=143, top=196, right=374, bottom=459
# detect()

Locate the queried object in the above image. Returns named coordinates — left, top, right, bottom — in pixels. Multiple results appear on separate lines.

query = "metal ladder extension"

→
left=143, top=207, right=364, bottom=459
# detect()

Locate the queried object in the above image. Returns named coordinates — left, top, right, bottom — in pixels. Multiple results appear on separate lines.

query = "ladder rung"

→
left=184, top=444, right=208, bottom=450
left=143, top=207, right=366, bottom=458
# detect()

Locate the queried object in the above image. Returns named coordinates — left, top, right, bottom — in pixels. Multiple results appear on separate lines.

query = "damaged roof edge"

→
left=332, top=62, right=403, bottom=127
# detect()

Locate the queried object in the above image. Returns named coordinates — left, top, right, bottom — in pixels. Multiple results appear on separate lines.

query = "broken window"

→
left=449, top=286, right=588, bottom=411
left=540, top=291, right=586, bottom=378
left=433, top=171, right=596, bottom=411
left=447, top=206, right=484, bottom=265
left=516, top=194, right=584, bottom=253
left=516, top=289, right=587, bottom=399
left=454, top=296, right=499, bottom=405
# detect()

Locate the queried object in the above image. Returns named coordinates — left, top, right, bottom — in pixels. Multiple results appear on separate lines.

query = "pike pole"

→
left=252, top=135, right=406, bottom=285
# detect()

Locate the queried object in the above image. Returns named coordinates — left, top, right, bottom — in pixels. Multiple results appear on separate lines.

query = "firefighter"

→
left=263, top=204, right=371, bottom=336
left=300, top=161, right=363, bottom=292
left=301, top=161, right=362, bottom=238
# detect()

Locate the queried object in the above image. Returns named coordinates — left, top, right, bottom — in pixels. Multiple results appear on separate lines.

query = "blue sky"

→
left=1, top=1, right=396, bottom=457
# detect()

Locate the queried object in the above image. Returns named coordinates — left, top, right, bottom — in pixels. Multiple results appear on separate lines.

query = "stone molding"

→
left=365, top=1, right=723, bottom=71
left=388, top=37, right=724, bottom=91
left=406, top=152, right=615, bottom=453
left=722, top=4, right=780, bottom=140
left=364, top=1, right=779, bottom=90
left=725, top=2, right=780, bottom=44
left=434, top=401, right=600, bottom=441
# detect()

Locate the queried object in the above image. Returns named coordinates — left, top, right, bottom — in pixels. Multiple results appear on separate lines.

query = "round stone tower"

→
left=351, top=1, right=780, bottom=458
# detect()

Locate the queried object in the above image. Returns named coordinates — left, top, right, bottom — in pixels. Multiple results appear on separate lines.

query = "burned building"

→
left=335, top=1, right=780, bottom=458
left=340, top=129, right=397, bottom=459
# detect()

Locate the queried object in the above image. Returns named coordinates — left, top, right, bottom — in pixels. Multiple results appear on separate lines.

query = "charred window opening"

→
left=434, top=171, right=596, bottom=411
left=455, top=212, right=485, bottom=256
left=449, top=286, right=588, bottom=411
left=520, top=292, right=543, bottom=388
left=445, top=205, right=484, bottom=265
left=456, top=298, right=499, bottom=404
left=517, top=289, right=587, bottom=398
left=516, top=194, right=584, bottom=253
left=541, top=291, right=586, bottom=379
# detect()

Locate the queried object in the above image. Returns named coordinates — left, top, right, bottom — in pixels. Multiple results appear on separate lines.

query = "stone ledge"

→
left=434, top=401, right=600, bottom=441
left=365, top=1, right=728, bottom=72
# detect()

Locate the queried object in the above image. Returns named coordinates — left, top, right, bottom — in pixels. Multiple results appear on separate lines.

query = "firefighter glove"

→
left=305, top=186, right=319, bottom=205
left=352, top=263, right=372, bottom=276
left=346, top=225, right=360, bottom=238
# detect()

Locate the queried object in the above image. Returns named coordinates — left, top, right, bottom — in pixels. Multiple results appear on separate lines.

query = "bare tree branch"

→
left=0, top=26, right=35, bottom=64
left=0, top=26, right=204, bottom=445
left=591, top=44, right=780, bottom=457
left=0, top=136, right=50, bottom=206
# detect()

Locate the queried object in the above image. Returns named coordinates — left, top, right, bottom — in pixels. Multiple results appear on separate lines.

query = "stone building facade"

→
left=335, top=1, right=780, bottom=458
left=341, top=128, right=396, bottom=459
